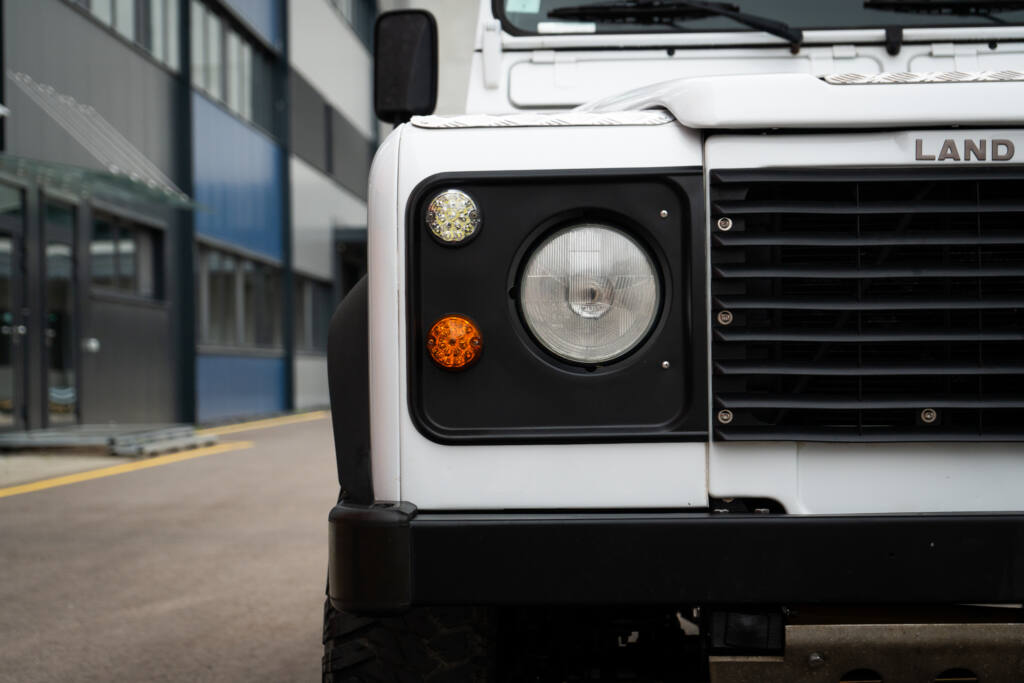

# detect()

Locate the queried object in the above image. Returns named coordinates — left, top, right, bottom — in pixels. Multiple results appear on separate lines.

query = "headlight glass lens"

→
left=519, top=224, right=659, bottom=364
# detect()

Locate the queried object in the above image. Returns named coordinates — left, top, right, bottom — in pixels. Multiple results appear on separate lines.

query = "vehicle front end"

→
left=324, top=2, right=1024, bottom=680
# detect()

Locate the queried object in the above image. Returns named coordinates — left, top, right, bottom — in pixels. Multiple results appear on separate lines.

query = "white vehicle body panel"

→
left=364, top=1, right=1024, bottom=512
left=705, top=129, right=1024, bottom=169
left=506, top=50, right=882, bottom=109
left=369, top=120, right=707, bottom=509
left=582, top=73, right=1024, bottom=129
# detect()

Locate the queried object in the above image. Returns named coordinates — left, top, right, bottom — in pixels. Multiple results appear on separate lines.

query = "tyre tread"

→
left=323, top=599, right=494, bottom=683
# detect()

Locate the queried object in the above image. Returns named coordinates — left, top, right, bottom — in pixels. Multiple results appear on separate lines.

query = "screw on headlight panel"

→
left=426, top=315, right=483, bottom=369
left=659, top=209, right=669, bottom=219
left=425, top=189, right=481, bottom=245
left=921, top=408, right=938, bottom=424
left=717, top=409, right=734, bottom=425
left=717, top=217, right=733, bottom=231
left=717, top=310, right=734, bottom=326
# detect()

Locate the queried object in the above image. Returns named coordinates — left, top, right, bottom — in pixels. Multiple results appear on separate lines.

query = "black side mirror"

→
left=374, top=10, right=438, bottom=125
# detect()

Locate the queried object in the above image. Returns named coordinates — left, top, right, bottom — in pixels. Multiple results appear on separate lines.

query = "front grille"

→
left=710, top=166, right=1024, bottom=442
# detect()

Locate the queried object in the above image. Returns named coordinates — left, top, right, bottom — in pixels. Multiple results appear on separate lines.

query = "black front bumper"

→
left=328, top=502, right=1024, bottom=614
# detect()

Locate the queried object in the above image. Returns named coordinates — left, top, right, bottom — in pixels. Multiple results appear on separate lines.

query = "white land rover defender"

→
left=323, top=1, right=1024, bottom=680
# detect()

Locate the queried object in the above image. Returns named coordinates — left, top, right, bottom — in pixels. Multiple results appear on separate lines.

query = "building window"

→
left=90, top=215, right=163, bottom=298
left=205, top=249, right=236, bottom=345
left=294, top=277, right=334, bottom=352
left=199, top=246, right=283, bottom=350
left=191, top=0, right=278, bottom=135
left=90, top=0, right=114, bottom=25
left=205, top=6, right=223, bottom=100
left=242, top=261, right=281, bottom=347
left=114, top=0, right=135, bottom=39
left=140, top=0, right=180, bottom=70
left=70, top=0, right=180, bottom=71
left=226, top=29, right=242, bottom=113
left=326, top=0, right=377, bottom=50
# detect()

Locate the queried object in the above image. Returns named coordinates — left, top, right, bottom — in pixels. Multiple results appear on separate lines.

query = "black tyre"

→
left=322, top=597, right=496, bottom=682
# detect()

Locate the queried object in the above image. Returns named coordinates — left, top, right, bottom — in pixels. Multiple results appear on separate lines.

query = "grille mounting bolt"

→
left=717, top=216, right=733, bottom=231
left=659, top=209, right=669, bottom=219
left=717, top=409, right=734, bottom=425
left=717, top=310, right=734, bottom=326
left=921, top=408, right=938, bottom=424
left=661, top=360, right=671, bottom=369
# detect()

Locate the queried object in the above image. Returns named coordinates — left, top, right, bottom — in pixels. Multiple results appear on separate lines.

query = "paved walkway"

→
left=0, top=452, right=116, bottom=488
left=0, top=413, right=337, bottom=682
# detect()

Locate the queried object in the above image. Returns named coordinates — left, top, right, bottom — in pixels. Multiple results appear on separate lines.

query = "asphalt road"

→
left=0, top=414, right=338, bottom=682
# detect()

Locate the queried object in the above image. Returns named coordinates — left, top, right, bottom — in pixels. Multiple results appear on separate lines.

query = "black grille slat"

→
left=717, top=395, right=1024, bottom=410
left=713, top=295, right=1024, bottom=311
left=715, top=330, right=1024, bottom=342
left=715, top=233, right=1024, bottom=247
left=715, top=265, right=1024, bottom=279
left=710, top=165, right=1024, bottom=442
left=715, top=361, right=1024, bottom=376
left=713, top=200, right=1024, bottom=215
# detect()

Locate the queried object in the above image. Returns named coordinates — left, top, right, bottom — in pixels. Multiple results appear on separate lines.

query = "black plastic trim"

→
left=885, top=25, right=903, bottom=56
left=328, top=502, right=416, bottom=614
left=327, top=276, right=373, bottom=503
left=404, top=168, right=708, bottom=445
left=329, top=503, right=1024, bottom=612
left=374, top=10, right=438, bottom=124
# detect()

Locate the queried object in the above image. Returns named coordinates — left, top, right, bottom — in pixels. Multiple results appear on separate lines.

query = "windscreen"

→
left=498, top=0, right=1024, bottom=35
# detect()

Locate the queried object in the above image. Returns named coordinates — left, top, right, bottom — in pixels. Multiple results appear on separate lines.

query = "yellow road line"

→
left=195, top=410, right=329, bottom=437
left=0, top=441, right=254, bottom=500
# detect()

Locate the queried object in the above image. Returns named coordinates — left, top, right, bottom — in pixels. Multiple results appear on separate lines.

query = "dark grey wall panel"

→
left=4, top=0, right=183, bottom=184
left=289, top=68, right=372, bottom=201
left=329, top=108, right=372, bottom=201
left=80, top=298, right=175, bottom=423
left=289, top=69, right=329, bottom=173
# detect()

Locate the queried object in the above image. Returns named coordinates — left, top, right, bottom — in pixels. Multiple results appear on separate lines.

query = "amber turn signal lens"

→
left=426, top=315, right=483, bottom=369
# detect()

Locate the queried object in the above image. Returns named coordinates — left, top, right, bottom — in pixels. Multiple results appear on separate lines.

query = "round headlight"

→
left=519, top=224, right=660, bottom=364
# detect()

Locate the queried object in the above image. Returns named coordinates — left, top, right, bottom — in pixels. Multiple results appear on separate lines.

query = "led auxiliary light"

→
left=519, top=224, right=659, bottom=365
left=426, top=315, right=483, bottom=369
left=425, top=189, right=481, bottom=244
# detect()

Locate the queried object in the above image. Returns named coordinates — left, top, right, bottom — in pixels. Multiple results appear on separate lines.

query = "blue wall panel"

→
left=192, top=93, right=284, bottom=260
left=223, top=0, right=282, bottom=50
left=197, top=354, right=287, bottom=422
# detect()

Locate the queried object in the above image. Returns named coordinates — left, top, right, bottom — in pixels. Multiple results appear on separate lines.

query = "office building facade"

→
left=0, top=0, right=375, bottom=429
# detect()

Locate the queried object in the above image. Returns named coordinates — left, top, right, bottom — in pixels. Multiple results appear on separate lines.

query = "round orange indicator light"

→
left=426, top=315, right=483, bottom=370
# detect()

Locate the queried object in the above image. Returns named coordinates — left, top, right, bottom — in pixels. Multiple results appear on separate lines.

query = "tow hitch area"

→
left=710, top=607, right=1024, bottom=683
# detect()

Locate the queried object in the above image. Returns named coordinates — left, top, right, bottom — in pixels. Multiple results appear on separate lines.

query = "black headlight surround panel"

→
left=406, top=169, right=707, bottom=444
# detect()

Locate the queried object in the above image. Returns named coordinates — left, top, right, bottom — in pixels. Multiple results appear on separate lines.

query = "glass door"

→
left=0, top=185, right=25, bottom=430
left=43, top=200, right=78, bottom=425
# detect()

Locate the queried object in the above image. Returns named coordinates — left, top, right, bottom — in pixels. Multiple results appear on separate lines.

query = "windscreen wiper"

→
left=548, top=0, right=804, bottom=49
left=865, top=0, right=1024, bottom=16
